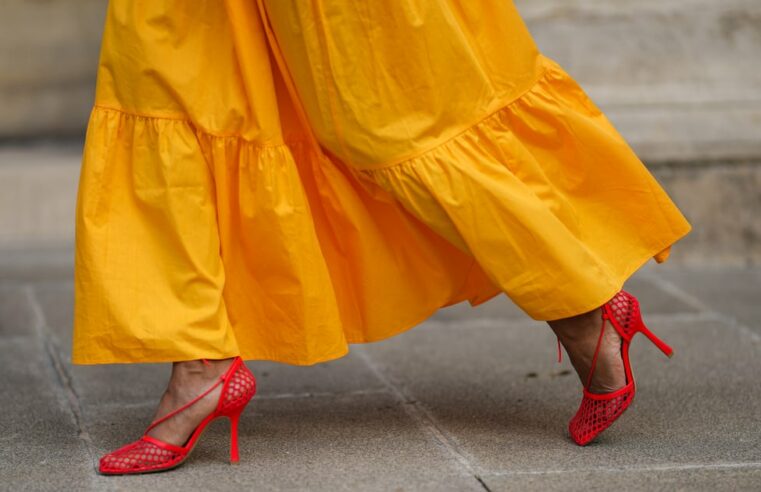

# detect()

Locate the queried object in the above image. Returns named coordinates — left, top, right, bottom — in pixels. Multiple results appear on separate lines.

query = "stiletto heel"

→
left=98, top=356, right=256, bottom=475
left=567, top=290, right=673, bottom=446
left=229, top=411, right=241, bottom=465
left=639, top=323, right=674, bottom=358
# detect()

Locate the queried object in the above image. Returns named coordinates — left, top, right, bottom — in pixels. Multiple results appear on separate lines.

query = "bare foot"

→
left=548, top=307, right=626, bottom=394
left=146, top=358, right=235, bottom=446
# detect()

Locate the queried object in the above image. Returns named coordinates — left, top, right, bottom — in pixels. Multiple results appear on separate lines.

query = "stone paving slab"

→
left=482, top=465, right=761, bottom=492
left=2, top=254, right=761, bottom=490
left=29, top=280, right=73, bottom=351
left=648, top=266, right=761, bottom=337
left=0, top=284, right=36, bottom=337
left=83, top=393, right=484, bottom=492
left=360, top=316, right=761, bottom=474
left=0, top=339, right=95, bottom=491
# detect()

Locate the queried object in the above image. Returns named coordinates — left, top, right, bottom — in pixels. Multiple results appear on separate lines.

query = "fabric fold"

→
left=360, top=56, right=691, bottom=319
left=74, top=106, right=500, bottom=365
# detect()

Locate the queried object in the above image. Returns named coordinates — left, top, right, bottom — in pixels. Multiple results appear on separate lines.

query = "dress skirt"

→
left=72, top=0, right=692, bottom=365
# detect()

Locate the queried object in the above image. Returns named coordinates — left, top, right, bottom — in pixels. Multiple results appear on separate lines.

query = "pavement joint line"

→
left=93, top=388, right=393, bottom=409
left=642, top=272, right=761, bottom=344
left=423, top=311, right=723, bottom=331
left=23, top=285, right=98, bottom=473
left=480, top=461, right=761, bottom=477
left=254, top=387, right=390, bottom=400
left=640, top=272, right=715, bottom=312
left=424, top=318, right=540, bottom=330
left=353, top=347, right=493, bottom=492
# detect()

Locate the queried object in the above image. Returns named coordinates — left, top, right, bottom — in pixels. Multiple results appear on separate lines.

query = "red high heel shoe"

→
left=98, top=356, right=256, bottom=475
left=567, top=290, right=673, bottom=446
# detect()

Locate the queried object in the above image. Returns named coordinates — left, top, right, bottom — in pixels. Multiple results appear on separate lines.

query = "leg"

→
left=548, top=306, right=626, bottom=394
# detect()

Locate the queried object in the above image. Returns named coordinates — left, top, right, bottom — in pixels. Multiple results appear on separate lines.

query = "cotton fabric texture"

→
left=73, top=0, right=692, bottom=365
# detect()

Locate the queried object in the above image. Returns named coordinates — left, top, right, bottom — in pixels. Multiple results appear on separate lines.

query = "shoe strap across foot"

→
left=584, top=293, right=633, bottom=394
left=584, top=309, right=609, bottom=390
left=143, top=357, right=243, bottom=436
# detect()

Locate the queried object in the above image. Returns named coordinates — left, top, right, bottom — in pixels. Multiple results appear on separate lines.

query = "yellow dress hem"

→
left=72, top=218, right=689, bottom=366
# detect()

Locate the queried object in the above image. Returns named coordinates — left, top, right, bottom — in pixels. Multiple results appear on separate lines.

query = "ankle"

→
left=169, top=358, right=235, bottom=388
left=547, top=306, right=627, bottom=391
left=549, top=308, right=603, bottom=344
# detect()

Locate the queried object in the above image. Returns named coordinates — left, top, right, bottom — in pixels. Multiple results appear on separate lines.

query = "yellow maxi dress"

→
left=72, top=0, right=692, bottom=365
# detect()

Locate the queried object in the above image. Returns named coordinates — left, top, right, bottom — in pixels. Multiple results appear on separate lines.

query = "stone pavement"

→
left=1, top=249, right=760, bottom=492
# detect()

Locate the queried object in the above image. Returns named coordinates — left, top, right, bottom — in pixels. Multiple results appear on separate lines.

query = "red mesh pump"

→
left=98, top=356, right=257, bottom=475
left=568, top=290, right=673, bottom=446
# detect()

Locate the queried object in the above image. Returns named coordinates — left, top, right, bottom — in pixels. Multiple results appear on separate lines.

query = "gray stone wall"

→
left=517, top=0, right=761, bottom=163
left=0, top=0, right=106, bottom=139
left=1, top=0, right=760, bottom=163
left=1, top=0, right=759, bottom=262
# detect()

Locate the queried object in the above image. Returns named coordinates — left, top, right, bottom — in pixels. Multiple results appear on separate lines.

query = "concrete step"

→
left=1, top=145, right=759, bottom=266
left=0, top=145, right=80, bottom=249
left=516, top=0, right=761, bottom=162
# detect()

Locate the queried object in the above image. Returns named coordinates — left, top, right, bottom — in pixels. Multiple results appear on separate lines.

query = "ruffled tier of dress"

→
left=73, top=105, right=501, bottom=365
left=358, top=55, right=691, bottom=320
